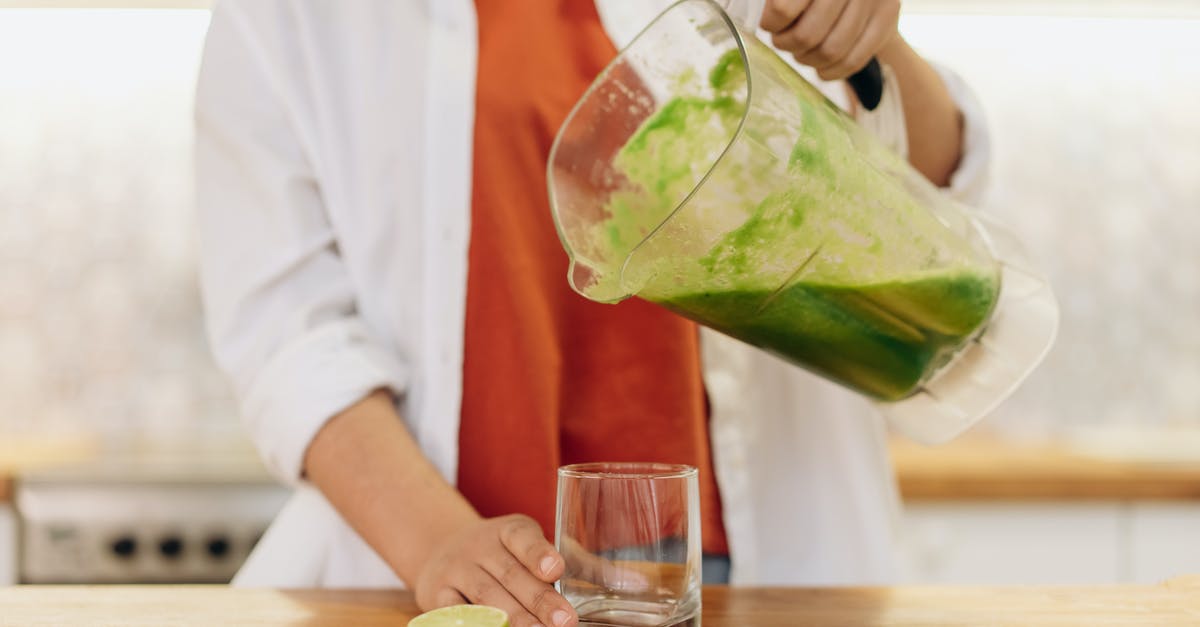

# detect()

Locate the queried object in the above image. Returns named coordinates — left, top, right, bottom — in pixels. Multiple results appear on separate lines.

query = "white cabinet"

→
left=0, top=504, right=14, bottom=585
left=898, top=502, right=1200, bottom=585
left=898, top=503, right=1124, bottom=584
left=1129, top=503, right=1200, bottom=583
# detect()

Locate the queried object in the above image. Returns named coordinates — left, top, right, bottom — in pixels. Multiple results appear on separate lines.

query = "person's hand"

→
left=558, top=537, right=651, bottom=594
left=413, top=514, right=578, bottom=627
left=760, top=0, right=901, bottom=81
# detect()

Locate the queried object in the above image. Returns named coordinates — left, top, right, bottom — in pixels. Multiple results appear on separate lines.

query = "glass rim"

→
left=557, top=462, right=698, bottom=480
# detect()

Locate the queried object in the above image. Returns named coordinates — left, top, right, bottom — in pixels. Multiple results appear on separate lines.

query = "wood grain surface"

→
left=1, top=581, right=1199, bottom=626
left=0, top=433, right=98, bottom=504
left=892, top=435, right=1200, bottom=501
left=6, top=433, right=1200, bottom=504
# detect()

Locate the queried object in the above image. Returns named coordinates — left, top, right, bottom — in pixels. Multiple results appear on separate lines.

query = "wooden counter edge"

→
left=891, top=437, right=1200, bottom=502
left=1, top=582, right=1198, bottom=626
left=897, top=475, right=1200, bottom=501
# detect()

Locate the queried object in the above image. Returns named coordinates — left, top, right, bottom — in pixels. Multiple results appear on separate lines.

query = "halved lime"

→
left=408, top=604, right=510, bottom=627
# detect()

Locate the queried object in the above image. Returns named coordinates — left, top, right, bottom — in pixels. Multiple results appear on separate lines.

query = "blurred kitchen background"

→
left=0, top=0, right=1197, bottom=587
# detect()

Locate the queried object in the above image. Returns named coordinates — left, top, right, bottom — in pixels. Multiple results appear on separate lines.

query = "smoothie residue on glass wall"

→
left=593, top=47, right=999, bottom=400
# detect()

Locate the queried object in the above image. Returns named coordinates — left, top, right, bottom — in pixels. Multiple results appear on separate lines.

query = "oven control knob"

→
left=158, top=537, right=184, bottom=559
left=111, top=536, right=137, bottom=559
left=206, top=537, right=230, bottom=559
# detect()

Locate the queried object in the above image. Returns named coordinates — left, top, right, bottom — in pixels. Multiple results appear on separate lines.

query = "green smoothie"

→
left=591, top=47, right=1000, bottom=401
left=658, top=270, right=998, bottom=401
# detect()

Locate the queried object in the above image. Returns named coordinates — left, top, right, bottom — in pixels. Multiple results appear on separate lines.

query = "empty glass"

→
left=555, top=463, right=701, bottom=627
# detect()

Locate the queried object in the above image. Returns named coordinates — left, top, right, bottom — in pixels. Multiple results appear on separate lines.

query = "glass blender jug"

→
left=547, top=0, right=1058, bottom=443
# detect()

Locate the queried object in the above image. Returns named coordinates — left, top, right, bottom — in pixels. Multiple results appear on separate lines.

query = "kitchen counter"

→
left=0, top=433, right=98, bottom=504
left=6, top=432, right=1200, bottom=504
left=1, top=581, right=1199, bottom=626
left=891, top=433, right=1200, bottom=501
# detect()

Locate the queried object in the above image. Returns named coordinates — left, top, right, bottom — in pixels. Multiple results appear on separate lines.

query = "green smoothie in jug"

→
left=594, top=47, right=1000, bottom=401
left=658, top=271, right=998, bottom=401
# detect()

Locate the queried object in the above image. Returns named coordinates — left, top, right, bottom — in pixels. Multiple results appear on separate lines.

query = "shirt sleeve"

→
left=195, top=2, right=408, bottom=484
left=930, top=61, right=992, bottom=205
left=854, top=60, right=993, bottom=206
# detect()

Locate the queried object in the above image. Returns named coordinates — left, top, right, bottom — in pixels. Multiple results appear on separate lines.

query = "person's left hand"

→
left=760, top=0, right=901, bottom=81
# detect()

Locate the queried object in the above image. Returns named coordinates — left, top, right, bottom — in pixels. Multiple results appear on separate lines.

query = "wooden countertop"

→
left=1, top=581, right=1198, bottom=626
left=891, top=434, right=1200, bottom=501
left=5, top=432, right=1200, bottom=504
left=0, top=433, right=98, bottom=504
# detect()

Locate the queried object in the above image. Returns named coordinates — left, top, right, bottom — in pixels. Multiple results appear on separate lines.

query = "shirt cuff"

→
left=855, top=60, right=993, bottom=205
left=239, top=319, right=410, bottom=484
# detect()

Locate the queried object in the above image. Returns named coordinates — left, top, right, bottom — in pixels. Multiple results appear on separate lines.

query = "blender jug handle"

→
left=848, top=58, right=884, bottom=111
left=718, top=0, right=884, bottom=110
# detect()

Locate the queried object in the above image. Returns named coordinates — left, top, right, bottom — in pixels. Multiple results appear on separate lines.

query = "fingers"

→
left=818, top=11, right=890, bottom=80
left=491, top=515, right=577, bottom=627
left=454, top=567, right=547, bottom=627
left=498, top=514, right=564, bottom=583
left=431, top=587, right=468, bottom=609
left=482, top=552, right=575, bottom=627
left=414, top=516, right=579, bottom=627
left=760, top=0, right=813, bottom=33
left=560, top=538, right=651, bottom=593
left=768, top=0, right=845, bottom=60
left=797, top=0, right=870, bottom=73
left=592, top=559, right=653, bottom=593
left=763, top=0, right=901, bottom=81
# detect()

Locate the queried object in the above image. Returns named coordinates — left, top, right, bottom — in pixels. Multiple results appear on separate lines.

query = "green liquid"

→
left=656, top=271, right=998, bottom=401
left=590, top=48, right=1001, bottom=400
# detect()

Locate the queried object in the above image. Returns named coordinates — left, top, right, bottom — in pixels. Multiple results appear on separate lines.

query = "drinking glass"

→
left=555, top=463, right=701, bottom=627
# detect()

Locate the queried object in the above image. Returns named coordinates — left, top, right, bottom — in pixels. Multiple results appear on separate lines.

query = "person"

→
left=195, top=1, right=989, bottom=626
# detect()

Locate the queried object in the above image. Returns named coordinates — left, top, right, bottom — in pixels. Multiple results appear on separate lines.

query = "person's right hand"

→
left=760, top=0, right=901, bottom=81
left=413, top=514, right=578, bottom=627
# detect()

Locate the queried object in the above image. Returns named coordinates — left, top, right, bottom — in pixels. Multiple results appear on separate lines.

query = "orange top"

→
left=458, top=0, right=728, bottom=556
